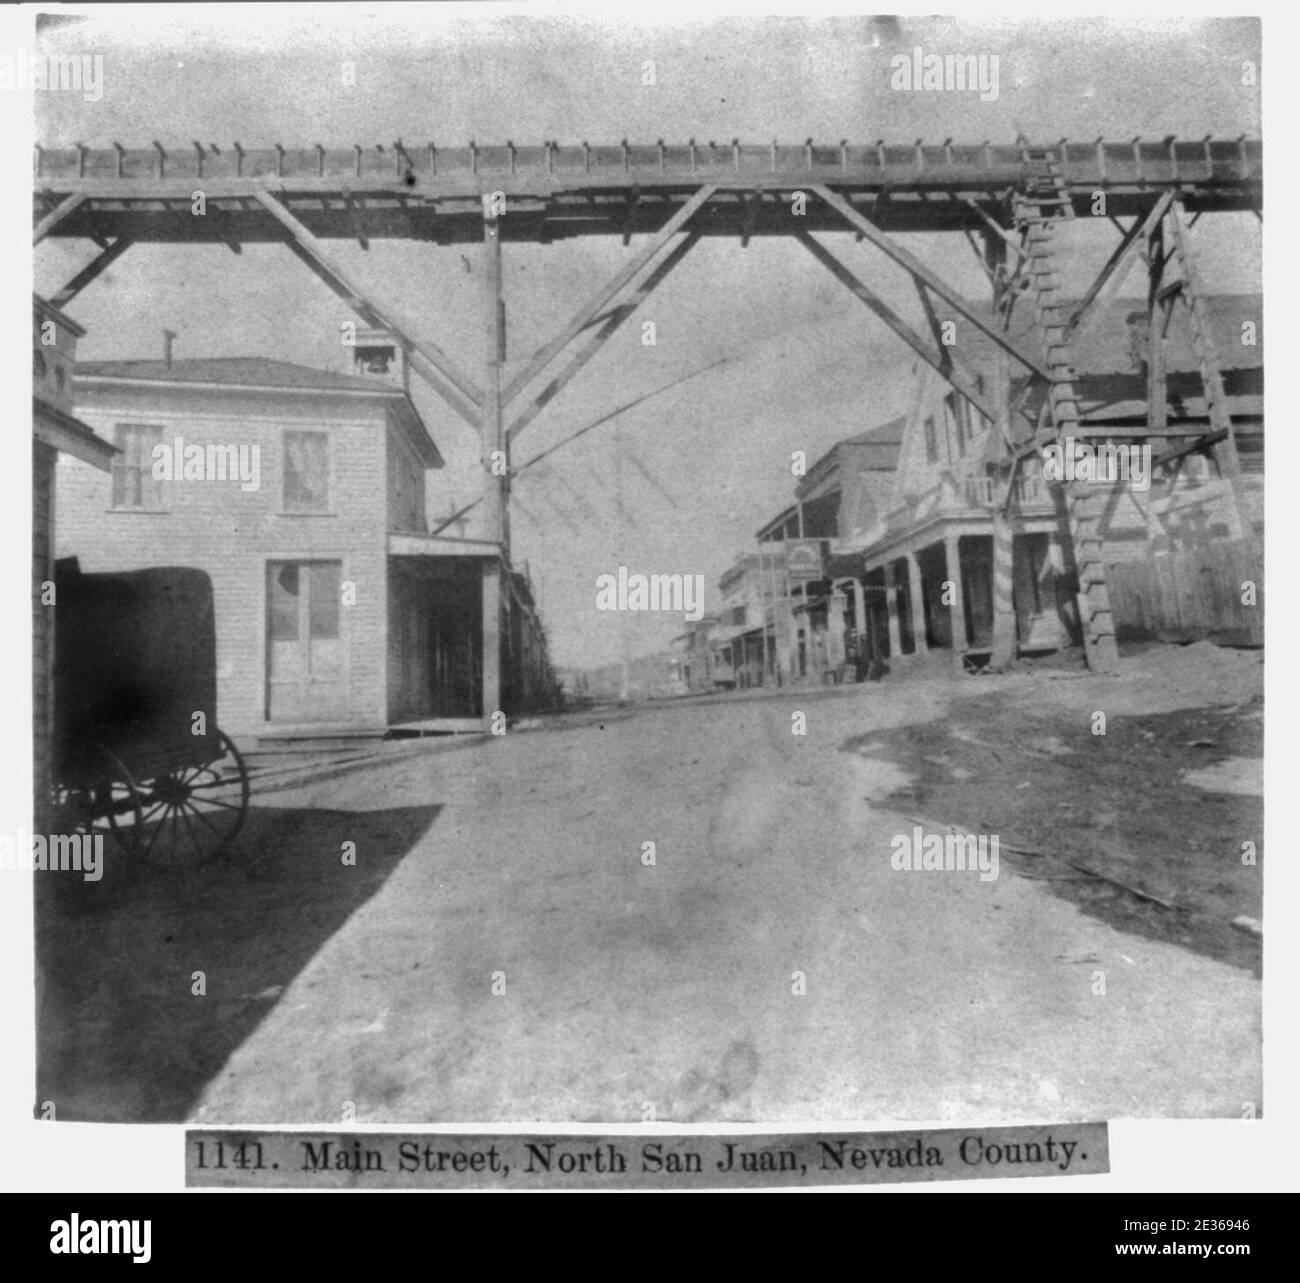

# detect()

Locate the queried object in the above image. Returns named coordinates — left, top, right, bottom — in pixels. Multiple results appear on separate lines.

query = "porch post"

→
left=908, top=551, right=928, bottom=652
left=828, top=586, right=847, bottom=674
left=944, top=532, right=966, bottom=658
left=884, top=563, right=903, bottom=658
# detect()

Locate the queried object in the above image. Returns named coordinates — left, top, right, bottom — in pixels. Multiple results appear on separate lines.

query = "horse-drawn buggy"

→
left=51, top=561, right=250, bottom=869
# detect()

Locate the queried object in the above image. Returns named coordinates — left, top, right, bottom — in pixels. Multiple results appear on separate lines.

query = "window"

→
left=111, top=424, right=164, bottom=510
left=923, top=416, right=938, bottom=463
left=307, top=563, right=341, bottom=638
left=945, top=391, right=988, bottom=455
left=268, top=564, right=301, bottom=641
left=283, top=431, right=330, bottom=513
left=269, top=561, right=340, bottom=643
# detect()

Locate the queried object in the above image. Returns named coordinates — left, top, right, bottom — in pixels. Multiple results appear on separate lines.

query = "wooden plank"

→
left=503, top=183, right=717, bottom=404
left=253, top=189, right=483, bottom=415
left=508, top=230, right=699, bottom=443
left=50, top=237, right=133, bottom=306
left=796, top=230, right=1000, bottom=425
left=482, top=213, right=507, bottom=549
left=277, top=237, right=480, bottom=429
left=1067, top=191, right=1174, bottom=345
left=33, top=193, right=86, bottom=243
left=812, top=184, right=1051, bottom=380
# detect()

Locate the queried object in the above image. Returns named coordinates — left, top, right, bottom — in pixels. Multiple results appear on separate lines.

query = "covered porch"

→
left=387, top=532, right=501, bottom=734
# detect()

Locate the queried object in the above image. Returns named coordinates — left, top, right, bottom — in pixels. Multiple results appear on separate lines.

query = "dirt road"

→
left=38, top=644, right=1262, bottom=1123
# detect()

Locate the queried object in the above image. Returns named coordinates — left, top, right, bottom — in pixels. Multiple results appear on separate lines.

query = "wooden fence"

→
left=1105, top=540, right=1262, bottom=646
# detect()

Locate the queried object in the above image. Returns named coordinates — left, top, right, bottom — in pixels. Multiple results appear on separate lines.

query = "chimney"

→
left=163, top=328, right=178, bottom=369
left=352, top=328, right=407, bottom=392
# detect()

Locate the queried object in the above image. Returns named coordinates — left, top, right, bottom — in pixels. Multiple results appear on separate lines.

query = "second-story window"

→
left=111, top=424, right=164, bottom=510
left=283, top=430, right=330, bottom=513
left=923, top=415, right=938, bottom=463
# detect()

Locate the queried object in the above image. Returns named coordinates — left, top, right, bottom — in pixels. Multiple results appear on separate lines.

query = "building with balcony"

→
left=841, top=293, right=1263, bottom=669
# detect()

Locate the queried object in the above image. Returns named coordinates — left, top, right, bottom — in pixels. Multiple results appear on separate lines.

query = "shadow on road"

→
left=34, top=802, right=441, bottom=1122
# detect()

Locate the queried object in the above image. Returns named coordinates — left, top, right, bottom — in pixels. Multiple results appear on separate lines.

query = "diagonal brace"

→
left=253, top=189, right=483, bottom=421
left=34, top=193, right=86, bottom=244
left=51, top=237, right=134, bottom=307
left=1067, top=191, right=1174, bottom=347
left=812, top=184, right=1050, bottom=381
left=797, top=231, right=999, bottom=425
left=508, top=231, right=699, bottom=444
left=278, top=238, right=480, bottom=429
left=503, top=183, right=717, bottom=405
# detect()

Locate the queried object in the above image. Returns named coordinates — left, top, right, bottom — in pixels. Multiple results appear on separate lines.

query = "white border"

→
left=4, top=0, right=1293, bottom=1195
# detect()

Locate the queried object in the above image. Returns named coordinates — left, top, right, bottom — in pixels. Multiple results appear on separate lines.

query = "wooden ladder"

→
left=1015, top=143, right=1121, bottom=674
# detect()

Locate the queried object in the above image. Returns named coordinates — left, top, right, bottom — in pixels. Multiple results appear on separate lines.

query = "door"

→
left=1013, top=534, right=1067, bottom=651
left=266, top=560, right=347, bottom=722
left=960, top=536, right=995, bottom=649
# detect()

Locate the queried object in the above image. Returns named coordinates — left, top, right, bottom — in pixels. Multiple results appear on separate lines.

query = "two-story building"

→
left=57, top=332, right=548, bottom=741
left=755, top=418, right=906, bottom=684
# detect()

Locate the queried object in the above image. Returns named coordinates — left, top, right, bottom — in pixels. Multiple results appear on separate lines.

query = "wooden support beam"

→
left=962, top=227, right=997, bottom=288
left=1067, top=191, right=1174, bottom=348
left=1151, top=429, right=1227, bottom=469
left=508, top=230, right=699, bottom=444
left=914, top=279, right=951, bottom=374
left=962, top=197, right=1022, bottom=257
left=502, top=183, right=717, bottom=405
left=50, top=237, right=133, bottom=307
left=620, top=188, right=639, bottom=247
left=252, top=189, right=483, bottom=419
left=740, top=191, right=762, bottom=248
left=343, top=191, right=370, bottom=250
left=482, top=213, right=508, bottom=551
left=33, top=193, right=86, bottom=244
left=796, top=230, right=1000, bottom=425
left=277, top=237, right=480, bottom=429
left=1146, top=215, right=1168, bottom=432
left=812, top=184, right=1050, bottom=380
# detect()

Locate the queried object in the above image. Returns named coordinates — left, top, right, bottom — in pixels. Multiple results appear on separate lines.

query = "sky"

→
left=30, top=5, right=1262, bottom=669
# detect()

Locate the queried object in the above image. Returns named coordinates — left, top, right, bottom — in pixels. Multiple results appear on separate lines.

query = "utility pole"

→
left=481, top=207, right=506, bottom=723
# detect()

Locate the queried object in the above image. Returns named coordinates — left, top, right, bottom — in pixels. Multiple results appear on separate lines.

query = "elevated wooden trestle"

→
left=36, top=136, right=1263, bottom=690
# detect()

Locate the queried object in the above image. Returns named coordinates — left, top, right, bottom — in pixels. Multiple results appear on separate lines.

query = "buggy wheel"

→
left=51, top=748, right=145, bottom=858
left=135, top=729, right=250, bottom=870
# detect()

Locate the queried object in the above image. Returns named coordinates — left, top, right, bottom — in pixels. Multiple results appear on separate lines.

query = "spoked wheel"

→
left=135, top=729, right=250, bottom=871
left=50, top=748, right=144, bottom=857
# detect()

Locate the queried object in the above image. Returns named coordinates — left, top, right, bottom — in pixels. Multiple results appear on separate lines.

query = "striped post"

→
left=989, top=505, right=1017, bottom=668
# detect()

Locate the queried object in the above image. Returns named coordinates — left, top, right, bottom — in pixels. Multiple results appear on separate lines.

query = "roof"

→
left=33, top=398, right=117, bottom=470
left=833, top=415, right=907, bottom=469
left=839, top=415, right=908, bottom=454
left=710, top=623, right=755, bottom=644
left=798, top=415, right=907, bottom=501
left=74, top=356, right=443, bottom=467
left=76, top=356, right=411, bottom=394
